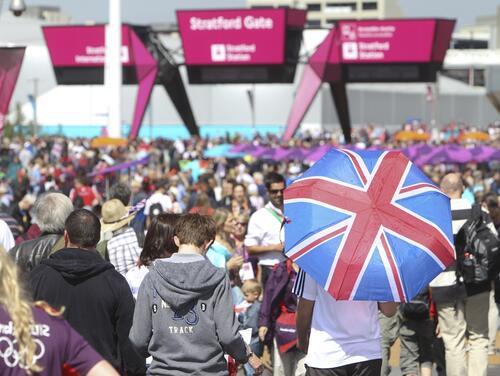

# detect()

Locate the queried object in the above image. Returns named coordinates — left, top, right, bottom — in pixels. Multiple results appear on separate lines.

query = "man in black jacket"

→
left=10, top=192, right=74, bottom=274
left=30, top=209, right=145, bottom=376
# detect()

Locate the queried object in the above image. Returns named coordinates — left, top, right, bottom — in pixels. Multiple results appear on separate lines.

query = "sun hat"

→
left=100, top=199, right=135, bottom=233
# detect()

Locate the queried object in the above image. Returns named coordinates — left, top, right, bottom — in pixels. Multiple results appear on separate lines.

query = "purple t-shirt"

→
left=0, top=306, right=103, bottom=376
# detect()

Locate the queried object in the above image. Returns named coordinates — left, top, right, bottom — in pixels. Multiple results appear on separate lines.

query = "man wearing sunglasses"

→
left=245, top=172, right=286, bottom=288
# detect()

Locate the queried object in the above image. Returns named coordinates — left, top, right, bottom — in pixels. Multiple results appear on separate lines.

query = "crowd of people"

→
left=0, top=131, right=498, bottom=376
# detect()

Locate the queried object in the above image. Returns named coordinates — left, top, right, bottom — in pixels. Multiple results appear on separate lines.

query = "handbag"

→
left=274, top=305, right=297, bottom=354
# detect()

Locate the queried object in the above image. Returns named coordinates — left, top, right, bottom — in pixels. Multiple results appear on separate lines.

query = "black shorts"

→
left=306, top=359, right=382, bottom=376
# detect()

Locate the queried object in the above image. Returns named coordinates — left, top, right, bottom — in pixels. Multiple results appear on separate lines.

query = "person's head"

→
left=140, top=213, right=180, bottom=266
left=232, top=183, right=247, bottom=204
left=18, top=194, right=36, bottom=210
left=155, top=178, right=170, bottom=193
left=198, top=173, right=216, bottom=193
left=212, top=208, right=235, bottom=236
left=241, top=279, right=262, bottom=303
left=0, top=248, right=42, bottom=373
left=131, top=180, right=142, bottom=195
left=222, top=179, right=236, bottom=197
left=174, top=214, right=216, bottom=254
left=64, top=209, right=101, bottom=249
left=265, top=172, right=285, bottom=209
left=232, top=212, right=249, bottom=239
left=74, top=177, right=87, bottom=188
left=194, top=192, right=212, bottom=208
left=109, top=182, right=131, bottom=206
left=440, top=173, right=464, bottom=199
left=33, top=192, right=74, bottom=234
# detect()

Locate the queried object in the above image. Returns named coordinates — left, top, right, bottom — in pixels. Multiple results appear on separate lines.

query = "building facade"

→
left=247, top=0, right=402, bottom=27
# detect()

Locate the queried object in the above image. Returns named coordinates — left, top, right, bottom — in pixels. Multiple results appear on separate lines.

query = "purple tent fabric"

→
left=248, top=146, right=271, bottom=158
left=470, top=145, right=499, bottom=163
left=88, top=155, right=150, bottom=177
left=230, top=144, right=252, bottom=153
left=272, top=147, right=291, bottom=161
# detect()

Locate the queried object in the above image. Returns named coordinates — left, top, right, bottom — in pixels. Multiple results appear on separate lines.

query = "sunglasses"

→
left=269, top=188, right=285, bottom=194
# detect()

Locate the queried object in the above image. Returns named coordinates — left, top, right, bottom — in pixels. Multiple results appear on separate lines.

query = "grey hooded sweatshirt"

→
left=129, top=252, right=248, bottom=375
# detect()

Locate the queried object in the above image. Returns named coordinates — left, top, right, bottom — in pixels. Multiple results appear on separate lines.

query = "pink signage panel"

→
left=43, top=25, right=133, bottom=67
left=335, top=20, right=437, bottom=64
left=177, top=9, right=287, bottom=65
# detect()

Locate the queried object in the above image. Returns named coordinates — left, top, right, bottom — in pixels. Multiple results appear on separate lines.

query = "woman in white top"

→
left=126, top=213, right=180, bottom=299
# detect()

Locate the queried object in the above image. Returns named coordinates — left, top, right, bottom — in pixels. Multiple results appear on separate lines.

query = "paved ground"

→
left=387, top=331, right=500, bottom=376
left=388, top=365, right=500, bottom=376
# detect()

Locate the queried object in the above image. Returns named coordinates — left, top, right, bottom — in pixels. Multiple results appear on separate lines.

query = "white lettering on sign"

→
left=189, top=16, right=273, bottom=31
left=210, top=43, right=257, bottom=62
left=357, top=25, right=396, bottom=39
left=74, top=46, right=129, bottom=64
left=342, top=41, right=390, bottom=60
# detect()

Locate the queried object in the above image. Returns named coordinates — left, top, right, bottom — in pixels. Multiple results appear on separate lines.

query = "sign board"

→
left=177, top=9, right=287, bottom=66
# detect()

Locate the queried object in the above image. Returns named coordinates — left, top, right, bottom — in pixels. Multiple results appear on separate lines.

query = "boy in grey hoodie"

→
left=130, top=213, right=263, bottom=375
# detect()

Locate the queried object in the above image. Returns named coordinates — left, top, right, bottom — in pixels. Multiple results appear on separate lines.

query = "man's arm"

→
left=378, top=302, right=399, bottom=317
left=247, top=243, right=283, bottom=254
left=296, top=297, right=315, bottom=354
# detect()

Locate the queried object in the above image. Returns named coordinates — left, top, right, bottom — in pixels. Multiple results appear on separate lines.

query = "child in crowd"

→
left=236, top=279, right=263, bottom=375
left=130, top=214, right=263, bottom=375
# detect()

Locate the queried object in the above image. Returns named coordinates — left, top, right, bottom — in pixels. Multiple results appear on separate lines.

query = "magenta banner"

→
left=43, top=25, right=158, bottom=139
left=43, top=25, right=133, bottom=67
left=0, top=47, right=25, bottom=133
left=177, top=9, right=287, bottom=65
left=336, top=20, right=437, bottom=64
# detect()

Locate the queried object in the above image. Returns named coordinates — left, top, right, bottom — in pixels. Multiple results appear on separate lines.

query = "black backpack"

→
left=455, top=204, right=500, bottom=284
left=401, top=288, right=430, bottom=320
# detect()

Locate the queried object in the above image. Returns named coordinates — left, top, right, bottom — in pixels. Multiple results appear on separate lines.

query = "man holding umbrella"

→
left=284, top=149, right=456, bottom=375
left=294, top=272, right=398, bottom=375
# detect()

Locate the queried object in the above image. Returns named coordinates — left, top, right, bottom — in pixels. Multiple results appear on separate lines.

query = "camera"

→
left=9, top=0, right=27, bottom=17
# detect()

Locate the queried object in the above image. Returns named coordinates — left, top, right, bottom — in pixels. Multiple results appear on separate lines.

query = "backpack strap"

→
left=471, top=204, right=483, bottom=221
left=452, top=208, right=473, bottom=221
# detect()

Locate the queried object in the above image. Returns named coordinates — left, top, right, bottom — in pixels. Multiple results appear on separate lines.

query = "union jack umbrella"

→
left=284, top=149, right=455, bottom=302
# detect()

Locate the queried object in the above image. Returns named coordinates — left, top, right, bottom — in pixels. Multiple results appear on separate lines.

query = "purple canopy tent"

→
left=88, top=155, right=150, bottom=177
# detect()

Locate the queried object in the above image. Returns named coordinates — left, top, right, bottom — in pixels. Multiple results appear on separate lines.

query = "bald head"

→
left=440, top=173, right=463, bottom=198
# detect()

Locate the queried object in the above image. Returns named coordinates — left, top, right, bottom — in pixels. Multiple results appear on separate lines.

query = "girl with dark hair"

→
left=126, top=213, right=180, bottom=299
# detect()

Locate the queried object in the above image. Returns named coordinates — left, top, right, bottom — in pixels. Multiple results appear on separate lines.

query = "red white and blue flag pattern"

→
left=284, top=149, right=455, bottom=302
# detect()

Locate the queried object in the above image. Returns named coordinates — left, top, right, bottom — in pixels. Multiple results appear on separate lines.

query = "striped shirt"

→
left=107, top=227, right=142, bottom=275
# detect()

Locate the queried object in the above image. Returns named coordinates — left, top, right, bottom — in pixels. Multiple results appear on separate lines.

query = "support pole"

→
left=105, top=0, right=122, bottom=138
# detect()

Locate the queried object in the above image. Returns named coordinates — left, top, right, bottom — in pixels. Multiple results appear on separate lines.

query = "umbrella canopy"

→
left=90, top=137, right=128, bottom=148
left=458, top=131, right=490, bottom=142
left=305, top=145, right=332, bottom=162
left=394, top=131, right=431, bottom=142
left=284, top=149, right=455, bottom=302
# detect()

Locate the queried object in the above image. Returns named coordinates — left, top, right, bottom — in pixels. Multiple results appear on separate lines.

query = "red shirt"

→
left=70, top=186, right=97, bottom=206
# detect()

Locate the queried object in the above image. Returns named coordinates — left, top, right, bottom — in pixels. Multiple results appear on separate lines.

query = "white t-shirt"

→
left=299, top=272, right=381, bottom=369
left=244, top=202, right=285, bottom=267
left=0, top=220, right=15, bottom=252
left=126, top=265, right=150, bottom=300
left=144, top=191, right=173, bottom=215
